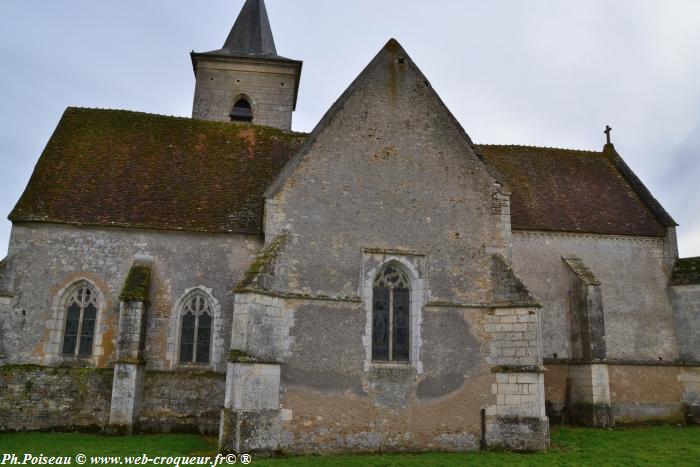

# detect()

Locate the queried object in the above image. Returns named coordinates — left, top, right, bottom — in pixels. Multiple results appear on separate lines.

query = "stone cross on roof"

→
left=605, top=125, right=613, bottom=144
left=223, top=0, right=277, bottom=57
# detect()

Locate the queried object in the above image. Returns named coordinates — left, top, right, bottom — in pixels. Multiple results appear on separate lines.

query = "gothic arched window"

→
left=179, top=293, right=213, bottom=364
left=230, top=98, right=253, bottom=122
left=61, top=284, right=98, bottom=356
left=372, top=266, right=410, bottom=362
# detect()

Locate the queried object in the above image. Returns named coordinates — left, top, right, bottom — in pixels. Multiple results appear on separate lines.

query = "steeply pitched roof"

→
left=477, top=144, right=674, bottom=237
left=671, top=257, right=700, bottom=286
left=9, top=112, right=676, bottom=239
left=223, top=0, right=277, bottom=57
left=9, top=108, right=306, bottom=235
left=197, top=0, right=293, bottom=61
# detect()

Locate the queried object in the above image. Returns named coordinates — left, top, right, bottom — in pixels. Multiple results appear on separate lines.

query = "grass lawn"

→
left=0, top=426, right=698, bottom=466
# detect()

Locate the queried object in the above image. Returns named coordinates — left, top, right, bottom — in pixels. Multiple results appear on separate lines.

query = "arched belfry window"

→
left=230, top=98, right=253, bottom=122
left=372, top=266, right=410, bottom=362
left=179, top=292, right=213, bottom=364
left=61, top=284, right=98, bottom=356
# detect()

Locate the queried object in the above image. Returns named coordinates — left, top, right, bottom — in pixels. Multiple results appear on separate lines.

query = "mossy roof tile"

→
left=9, top=108, right=306, bottom=235
left=477, top=145, right=669, bottom=237
left=10, top=109, right=672, bottom=239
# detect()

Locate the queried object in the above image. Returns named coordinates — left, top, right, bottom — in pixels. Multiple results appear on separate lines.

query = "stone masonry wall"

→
left=0, top=295, right=10, bottom=358
left=671, top=285, right=700, bottom=361
left=543, top=363, right=693, bottom=425
left=277, top=299, right=498, bottom=453
left=0, top=365, right=225, bottom=433
left=138, top=370, right=225, bottom=434
left=192, top=58, right=297, bottom=130
left=609, top=365, right=685, bottom=423
left=265, top=42, right=512, bottom=306
left=511, top=231, right=678, bottom=361
left=1, top=223, right=261, bottom=371
left=239, top=43, right=546, bottom=453
left=0, top=365, right=113, bottom=432
left=484, top=308, right=541, bottom=366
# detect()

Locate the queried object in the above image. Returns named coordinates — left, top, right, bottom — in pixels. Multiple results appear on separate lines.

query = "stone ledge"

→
left=492, top=365, right=546, bottom=374
left=228, top=350, right=281, bottom=365
left=362, top=247, right=426, bottom=257
left=544, top=358, right=700, bottom=367
left=115, top=358, right=146, bottom=365
left=234, top=288, right=362, bottom=303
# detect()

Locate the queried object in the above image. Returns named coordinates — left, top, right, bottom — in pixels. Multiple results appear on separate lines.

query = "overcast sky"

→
left=0, top=0, right=698, bottom=259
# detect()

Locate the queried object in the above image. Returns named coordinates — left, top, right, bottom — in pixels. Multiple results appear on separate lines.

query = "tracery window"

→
left=179, top=293, right=213, bottom=364
left=230, top=98, right=253, bottom=122
left=61, top=284, right=98, bottom=356
left=372, top=266, right=410, bottom=362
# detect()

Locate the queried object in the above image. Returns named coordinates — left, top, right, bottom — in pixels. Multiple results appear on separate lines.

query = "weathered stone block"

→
left=219, top=408, right=281, bottom=454
left=109, top=362, right=145, bottom=433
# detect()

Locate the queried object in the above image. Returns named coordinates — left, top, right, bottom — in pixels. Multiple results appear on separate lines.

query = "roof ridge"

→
left=476, top=143, right=601, bottom=154
left=64, top=107, right=309, bottom=136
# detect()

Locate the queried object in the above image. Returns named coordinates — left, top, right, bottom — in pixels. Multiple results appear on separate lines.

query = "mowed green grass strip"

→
left=0, top=426, right=698, bottom=466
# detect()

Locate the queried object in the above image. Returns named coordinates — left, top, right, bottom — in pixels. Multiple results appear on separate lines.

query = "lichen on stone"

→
left=234, top=232, right=289, bottom=293
left=228, top=349, right=278, bottom=364
left=671, top=257, right=700, bottom=286
left=119, top=264, right=152, bottom=303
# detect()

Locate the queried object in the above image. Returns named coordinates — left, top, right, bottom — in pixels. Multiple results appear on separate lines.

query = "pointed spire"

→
left=222, top=0, right=277, bottom=57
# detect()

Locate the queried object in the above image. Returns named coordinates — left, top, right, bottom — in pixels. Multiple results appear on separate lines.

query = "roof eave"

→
left=603, top=143, right=678, bottom=228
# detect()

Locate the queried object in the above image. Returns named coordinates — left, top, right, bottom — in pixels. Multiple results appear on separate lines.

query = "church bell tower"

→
left=190, top=0, right=302, bottom=130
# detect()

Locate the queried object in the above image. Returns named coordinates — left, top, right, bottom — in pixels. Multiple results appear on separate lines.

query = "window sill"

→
left=55, top=355, right=96, bottom=368
left=369, top=361, right=415, bottom=374
left=177, top=362, right=213, bottom=371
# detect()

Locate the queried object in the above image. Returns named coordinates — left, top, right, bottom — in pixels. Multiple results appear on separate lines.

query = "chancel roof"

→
left=477, top=144, right=674, bottom=237
left=10, top=108, right=673, bottom=239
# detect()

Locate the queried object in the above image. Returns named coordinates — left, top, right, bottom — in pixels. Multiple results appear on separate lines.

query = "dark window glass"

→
left=62, top=286, right=98, bottom=357
left=372, top=287, right=390, bottom=361
left=230, top=99, right=253, bottom=122
left=78, top=303, right=97, bottom=356
left=393, top=288, right=410, bottom=362
left=62, top=303, right=81, bottom=355
left=196, top=313, right=212, bottom=363
left=180, top=312, right=196, bottom=363
left=179, top=293, right=215, bottom=364
left=372, top=267, right=411, bottom=363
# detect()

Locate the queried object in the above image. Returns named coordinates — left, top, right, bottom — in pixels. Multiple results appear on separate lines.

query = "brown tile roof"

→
left=10, top=108, right=675, bottom=239
left=9, top=108, right=306, bottom=235
left=477, top=144, right=675, bottom=237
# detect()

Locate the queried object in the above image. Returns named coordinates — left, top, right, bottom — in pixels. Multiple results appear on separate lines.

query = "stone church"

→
left=0, top=0, right=698, bottom=454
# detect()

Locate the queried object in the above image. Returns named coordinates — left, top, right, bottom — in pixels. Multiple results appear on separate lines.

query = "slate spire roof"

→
left=198, top=0, right=291, bottom=60
left=223, top=0, right=277, bottom=57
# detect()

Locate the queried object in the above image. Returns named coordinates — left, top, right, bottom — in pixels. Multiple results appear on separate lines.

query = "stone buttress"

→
left=109, top=256, right=153, bottom=433
left=561, top=257, right=613, bottom=427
